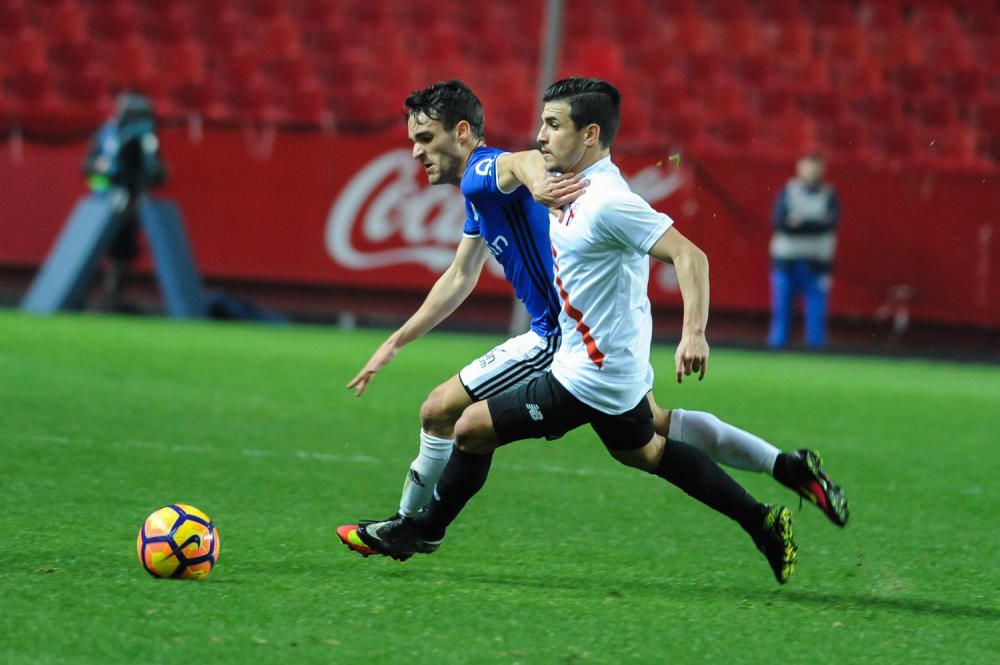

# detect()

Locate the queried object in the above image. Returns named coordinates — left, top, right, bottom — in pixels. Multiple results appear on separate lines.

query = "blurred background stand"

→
left=20, top=192, right=207, bottom=318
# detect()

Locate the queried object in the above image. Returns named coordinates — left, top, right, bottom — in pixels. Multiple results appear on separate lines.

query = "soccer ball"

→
left=137, top=504, right=220, bottom=580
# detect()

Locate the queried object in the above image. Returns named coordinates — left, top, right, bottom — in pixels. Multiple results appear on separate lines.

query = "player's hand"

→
left=532, top=173, right=589, bottom=209
left=346, top=338, right=400, bottom=397
left=675, top=333, right=709, bottom=383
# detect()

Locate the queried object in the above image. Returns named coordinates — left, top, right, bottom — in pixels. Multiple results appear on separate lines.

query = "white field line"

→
left=19, top=433, right=623, bottom=479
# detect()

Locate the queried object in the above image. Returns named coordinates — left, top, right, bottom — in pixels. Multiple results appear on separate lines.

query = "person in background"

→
left=768, top=153, right=839, bottom=349
left=83, top=91, right=167, bottom=311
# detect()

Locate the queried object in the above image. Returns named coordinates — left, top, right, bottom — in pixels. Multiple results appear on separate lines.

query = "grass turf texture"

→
left=2, top=311, right=998, bottom=664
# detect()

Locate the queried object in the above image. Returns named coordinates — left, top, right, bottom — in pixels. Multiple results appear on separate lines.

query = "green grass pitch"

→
left=2, top=311, right=998, bottom=664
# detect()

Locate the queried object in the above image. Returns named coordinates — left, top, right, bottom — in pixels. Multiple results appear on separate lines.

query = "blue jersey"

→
left=460, top=146, right=560, bottom=337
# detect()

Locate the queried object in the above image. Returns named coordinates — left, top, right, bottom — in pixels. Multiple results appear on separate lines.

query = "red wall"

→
left=1, top=128, right=997, bottom=327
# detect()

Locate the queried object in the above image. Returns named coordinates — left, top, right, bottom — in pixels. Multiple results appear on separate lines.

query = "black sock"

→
left=415, top=447, right=493, bottom=540
left=771, top=452, right=798, bottom=490
left=656, top=440, right=764, bottom=533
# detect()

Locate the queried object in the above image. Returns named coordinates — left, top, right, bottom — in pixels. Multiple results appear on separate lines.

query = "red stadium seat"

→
left=889, top=63, right=933, bottom=99
left=976, top=130, right=1000, bottom=166
left=807, top=2, right=856, bottom=27
left=88, top=1, right=140, bottom=41
left=703, top=16, right=761, bottom=54
left=754, top=84, right=796, bottom=117
left=286, top=76, right=333, bottom=128
left=818, top=120, right=869, bottom=161
left=698, top=81, right=748, bottom=117
left=913, top=126, right=984, bottom=170
left=756, top=111, right=817, bottom=160
left=797, top=89, right=847, bottom=123
left=141, top=4, right=191, bottom=45
left=172, top=77, right=229, bottom=121
left=850, top=92, right=904, bottom=128
left=858, top=0, right=904, bottom=30
left=868, top=124, right=915, bottom=169
left=943, top=66, right=987, bottom=104
left=732, top=52, right=774, bottom=87
left=229, top=73, right=280, bottom=123
left=661, top=108, right=707, bottom=153
left=762, top=18, right=811, bottom=60
left=707, top=113, right=755, bottom=154
left=59, top=62, right=112, bottom=115
left=868, top=25, right=921, bottom=68
left=910, top=96, right=958, bottom=129
left=831, top=61, right=884, bottom=96
left=5, top=27, right=46, bottom=70
left=0, top=0, right=29, bottom=38
left=155, top=39, right=208, bottom=93
left=756, top=0, right=802, bottom=23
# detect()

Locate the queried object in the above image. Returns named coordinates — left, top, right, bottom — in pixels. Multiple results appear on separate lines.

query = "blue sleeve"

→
left=463, top=200, right=481, bottom=236
left=771, top=187, right=788, bottom=229
left=467, top=153, right=503, bottom=194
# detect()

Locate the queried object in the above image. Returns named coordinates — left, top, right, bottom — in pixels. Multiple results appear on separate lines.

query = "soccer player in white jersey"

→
left=357, top=78, right=849, bottom=584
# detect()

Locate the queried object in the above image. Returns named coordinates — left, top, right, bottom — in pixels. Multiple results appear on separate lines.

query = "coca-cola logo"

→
left=325, top=149, right=688, bottom=274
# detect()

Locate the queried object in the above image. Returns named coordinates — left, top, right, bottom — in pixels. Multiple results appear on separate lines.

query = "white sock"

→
left=667, top=409, right=780, bottom=474
left=398, top=430, right=454, bottom=517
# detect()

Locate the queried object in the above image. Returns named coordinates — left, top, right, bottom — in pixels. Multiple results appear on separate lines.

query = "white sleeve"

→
left=596, top=189, right=674, bottom=253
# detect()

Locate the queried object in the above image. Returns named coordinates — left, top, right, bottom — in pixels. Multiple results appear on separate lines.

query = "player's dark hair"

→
left=542, top=77, right=621, bottom=148
left=404, top=80, right=485, bottom=138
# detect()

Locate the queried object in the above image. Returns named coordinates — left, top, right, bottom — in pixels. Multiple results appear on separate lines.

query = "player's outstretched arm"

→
left=495, top=150, right=587, bottom=208
left=346, top=236, right=489, bottom=396
left=648, top=227, right=710, bottom=383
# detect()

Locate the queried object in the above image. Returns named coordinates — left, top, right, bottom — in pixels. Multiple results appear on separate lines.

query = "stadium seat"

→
left=831, top=61, right=884, bottom=95
left=868, top=124, right=915, bottom=169
left=755, top=111, right=817, bottom=160
left=0, top=0, right=30, bottom=39
left=910, top=96, right=958, bottom=129
left=913, top=125, right=985, bottom=170
left=890, top=63, right=933, bottom=99
left=698, top=81, right=748, bottom=117
left=762, top=18, right=811, bottom=60
left=141, top=3, right=191, bottom=44
left=858, top=0, right=904, bottom=30
left=229, top=73, right=280, bottom=123
left=818, top=120, right=869, bottom=161
left=807, top=2, right=856, bottom=27
left=286, top=76, right=333, bottom=128
left=173, top=77, right=218, bottom=119
left=155, top=39, right=208, bottom=93
left=851, top=91, right=904, bottom=127
left=754, top=83, right=796, bottom=117
left=756, top=0, right=802, bottom=23
left=732, top=52, right=773, bottom=87
left=944, top=66, right=987, bottom=104
left=707, top=18, right=761, bottom=55
left=661, top=108, right=707, bottom=154
left=88, top=1, right=140, bottom=41
left=697, top=110, right=753, bottom=157
left=797, top=89, right=847, bottom=124
left=868, top=25, right=921, bottom=68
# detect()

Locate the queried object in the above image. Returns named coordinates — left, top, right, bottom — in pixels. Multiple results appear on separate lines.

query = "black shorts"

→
left=487, top=371, right=655, bottom=451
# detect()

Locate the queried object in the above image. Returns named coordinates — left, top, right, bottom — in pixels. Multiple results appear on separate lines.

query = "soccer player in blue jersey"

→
left=337, top=80, right=847, bottom=562
left=338, top=81, right=580, bottom=554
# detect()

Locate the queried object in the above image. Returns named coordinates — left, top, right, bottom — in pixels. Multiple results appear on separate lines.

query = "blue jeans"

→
left=768, top=260, right=831, bottom=348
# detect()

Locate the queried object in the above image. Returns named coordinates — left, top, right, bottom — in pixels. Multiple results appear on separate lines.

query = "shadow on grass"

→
left=390, top=567, right=1000, bottom=623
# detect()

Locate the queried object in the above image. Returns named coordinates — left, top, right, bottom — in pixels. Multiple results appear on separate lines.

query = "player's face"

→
left=408, top=113, right=464, bottom=186
left=797, top=157, right=824, bottom=185
left=537, top=101, right=589, bottom=173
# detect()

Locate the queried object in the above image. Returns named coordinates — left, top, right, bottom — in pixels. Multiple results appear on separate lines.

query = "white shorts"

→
left=458, top=330, right=560, bottom=401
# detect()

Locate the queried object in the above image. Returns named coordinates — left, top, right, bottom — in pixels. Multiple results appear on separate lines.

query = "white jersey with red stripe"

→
left=548, top=156, right=674, bottom=414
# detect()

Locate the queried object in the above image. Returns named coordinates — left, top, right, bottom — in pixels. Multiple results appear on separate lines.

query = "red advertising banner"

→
left=1, top=128, right=997, bottom=327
